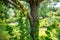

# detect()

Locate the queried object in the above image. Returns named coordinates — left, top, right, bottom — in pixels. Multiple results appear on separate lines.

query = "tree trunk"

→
left=29, top=2, right=38, bottom=40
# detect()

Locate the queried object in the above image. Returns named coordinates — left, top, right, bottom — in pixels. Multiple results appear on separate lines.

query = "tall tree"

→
left=1, top=0, right=44, bottom=40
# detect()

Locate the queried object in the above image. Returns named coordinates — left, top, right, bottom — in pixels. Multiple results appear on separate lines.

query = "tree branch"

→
left=2, top=0, right=34, bottom=22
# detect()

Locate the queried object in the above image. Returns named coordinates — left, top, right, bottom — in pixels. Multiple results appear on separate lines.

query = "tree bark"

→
left=29, top=2, right=38, bottom=40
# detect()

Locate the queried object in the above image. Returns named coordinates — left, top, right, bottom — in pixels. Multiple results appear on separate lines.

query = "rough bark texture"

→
left=28, top=0, right=43, bottom=40
left=30, top=6, right=38, bottom=40
left=29, top=1, right=38, bottom=40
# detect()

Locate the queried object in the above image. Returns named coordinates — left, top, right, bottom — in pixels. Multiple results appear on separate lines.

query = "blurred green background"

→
left=0, top=0, right=60, bottom=40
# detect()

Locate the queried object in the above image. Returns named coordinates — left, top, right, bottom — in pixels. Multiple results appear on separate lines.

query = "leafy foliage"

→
left=0, top=0, right=60, bottom=40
